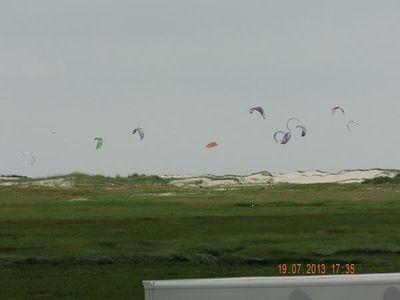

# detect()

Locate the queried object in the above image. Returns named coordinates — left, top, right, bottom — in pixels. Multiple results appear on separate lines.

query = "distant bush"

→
left=0, top=174, right=28, bottom=179
left=362, top=174, right=400, bottom=184
left=62, top=172, right=168, bottom=186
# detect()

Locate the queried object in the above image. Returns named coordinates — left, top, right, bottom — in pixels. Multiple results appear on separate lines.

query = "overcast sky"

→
left=1, top=0, right=400, bottom=177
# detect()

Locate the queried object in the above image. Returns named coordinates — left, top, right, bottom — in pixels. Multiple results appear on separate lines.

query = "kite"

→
left=23, top=152, right=36, bottom=165
left=281, top=132, right=292, bottom=144
left=94, top=137, right=103, bottom=150
left=206, top=141, right=218, bottom=148
left=295, top=125, right=307, bottom=137
left=347, top=120, right=360, bottom=132
left=332, top=106, right=345, bottom=115
left=249, top=107, right=266, bottom=119
left=132, top=127, right=144, bottom=140
left=273, top=131, right=292, bottom=144
left=273, top=131, right=286, bottom=143
left=286, top=117, right=302, bottom=131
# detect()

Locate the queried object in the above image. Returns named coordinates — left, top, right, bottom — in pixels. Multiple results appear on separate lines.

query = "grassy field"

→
left=1, top=173, right=400, bottom=299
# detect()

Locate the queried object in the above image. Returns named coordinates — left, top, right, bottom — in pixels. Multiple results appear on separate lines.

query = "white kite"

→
left=23, top=152, right=36, bottom=165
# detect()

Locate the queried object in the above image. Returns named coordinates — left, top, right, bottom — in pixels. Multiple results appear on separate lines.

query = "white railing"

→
left=143, top=273, right=400, bottom=300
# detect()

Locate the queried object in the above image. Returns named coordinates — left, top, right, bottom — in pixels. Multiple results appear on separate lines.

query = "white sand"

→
left=0, top=169, right=397, bottom=189
left=272, top=169, right=397, bottom=184
left=165, top=172, right=273, bottom=188
left=163, top=169, right=398, bottom=187
left=0, top=178, right=73, bottom=188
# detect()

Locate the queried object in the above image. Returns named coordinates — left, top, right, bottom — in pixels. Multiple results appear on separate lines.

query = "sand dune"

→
left=163, top=169, right=398, bottom=187
left=0, top=169, right=397, bottom=188
left=0, top=178, right=73, bottom=188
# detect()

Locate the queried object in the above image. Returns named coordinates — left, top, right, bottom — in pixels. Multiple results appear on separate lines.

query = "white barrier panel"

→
left=143, top=273, right=400, bottom=300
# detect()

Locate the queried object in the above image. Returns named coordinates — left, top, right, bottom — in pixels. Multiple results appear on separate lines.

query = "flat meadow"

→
left=1, top=174, right=400, bottom=299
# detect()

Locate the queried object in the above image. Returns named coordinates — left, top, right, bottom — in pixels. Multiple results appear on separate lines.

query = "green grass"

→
left=1, top=175, right=400, bottom=299
left=363, top=173, right=400, bottom=184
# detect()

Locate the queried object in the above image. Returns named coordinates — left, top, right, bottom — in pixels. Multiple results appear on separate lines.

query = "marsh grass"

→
left=1, top=174, right=400, bottom=299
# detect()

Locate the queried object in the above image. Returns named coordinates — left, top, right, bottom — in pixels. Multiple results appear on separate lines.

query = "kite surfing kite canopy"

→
left=347, top=120, right=360, bottom=132
left=273, top=131, right=286, bottom=144
left=132, top=127, right=144, bottom=140
left=23, top=152, right=36, bottom=165
left=94, top=137, right=103, bottom=150
left=281, top=132, right=292, bottom=145
left=206, top=141, right=218, bottom=148
left=286, top=117, right=303, bottom=131
left=249, top=106, right=266, bottom=119
left=295, top=125, right=307, bottom=137
left=332, top=106, right=345, bottom=115
left=273, top=131, right=292, bottom=145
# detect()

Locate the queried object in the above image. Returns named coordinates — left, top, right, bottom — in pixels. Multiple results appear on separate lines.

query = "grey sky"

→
left=1, top=0, right=400, bottom=177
